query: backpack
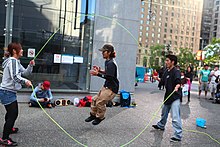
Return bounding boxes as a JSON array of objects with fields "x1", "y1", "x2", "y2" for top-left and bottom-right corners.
[
  {"x1": 120, "y1": 90, "x2": 131, "y2": 107},
  {"x1": 77, "y1": 96, "x2": 92, "y2": 107}
]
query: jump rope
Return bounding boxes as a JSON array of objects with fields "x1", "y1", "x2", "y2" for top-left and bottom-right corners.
[{"x1": 28, "y1": 14, "x2": 220, "y2": 146}]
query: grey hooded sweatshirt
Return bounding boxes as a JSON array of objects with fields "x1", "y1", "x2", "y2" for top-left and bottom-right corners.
[{"x1": 0, "y1": 57, "x2": 33, "y2": 93}]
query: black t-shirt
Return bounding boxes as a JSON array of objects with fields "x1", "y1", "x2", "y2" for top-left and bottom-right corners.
[
  {"x1": 185, "y1": 71, "x2": 193, "y2": 83},
  {"x1": 97, "y1": 59, "x2": 119, "y2": 94},
  {"x1": 161, "y1": 67, "x2": 181, "y2": 105}
]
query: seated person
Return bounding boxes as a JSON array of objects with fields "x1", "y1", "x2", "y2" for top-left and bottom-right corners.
[{"x1": 29, "y1": 80, "x2": 53, "y2": 108}]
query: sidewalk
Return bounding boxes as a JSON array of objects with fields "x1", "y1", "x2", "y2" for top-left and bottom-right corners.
[{"x1": 0, "y1": 82, "x2": 219, "y2": 146}]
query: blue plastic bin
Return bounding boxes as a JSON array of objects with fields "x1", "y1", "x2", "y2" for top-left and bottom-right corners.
[{"x1": 196, "y1": 118, "x2": 206, "y2": 128}]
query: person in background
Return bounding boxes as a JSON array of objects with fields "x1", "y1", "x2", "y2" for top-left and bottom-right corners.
[
  {"x1": 135, "y1": 70, "x2": 138, "y2": 86},
  {"x1": 158, "y1": 66, "x2": 165, "y2": 90},
  {"x1": 152, "y1": 69, "x2": 158, "y2": 83},
  {"x1": 85, "y1": 44, "x2": 119, "y2": 125},
  {"x1": 198, "y1": 64, "x2": 210, "y2": 98},
  {"x1": 0, "y1": 42, "x2": 34, "y2": 146},
  {"x1": 209, "y1": 66, "x2": 220, "y2": 100},
  {"x1": 152, "y1": 54, "x2": 182, "y2": 142},
  {"x1": 29, "y1": 80, "x2": 53, "y2": 108},
  {"x1": 185, "y1": 66, "x2": 193, "y2": 102}
]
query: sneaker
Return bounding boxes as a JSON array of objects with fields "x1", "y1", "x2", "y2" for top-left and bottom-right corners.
[
  {"x1": 47, "y1": 104, "x2": 52, "y2": 108},
  {"x1": 170, "y1": 137, "x2": 181, "y2": 142},
  {"x1": 0, "y1": 138, "x2": 17, "y2": 146},
  {"x1": 85, "y1": 114, "x2": 96, "y2": 122},
  {"x1": 10, "y1": 128, "x2": 19, "y2": 134},
  {"x1": 209, "y1": 98, "x2": 214, "y2": 100},
  {"x1": 92, "y1": 117, "x2": 105, "y2": 125},
  {"x1": 152, "y1": 125, "x2": 164, "y2": 131},
  {"x1": 28, "y1": 102, "x2": 32, "y2": 107}
]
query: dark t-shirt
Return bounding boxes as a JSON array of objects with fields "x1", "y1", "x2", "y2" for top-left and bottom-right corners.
[
  {"x1": 162, "y1": 67, "x2": 181, "y2": 105},
  {"x1": 98, "y1": 59, "x2": 119, "y2": 94}
]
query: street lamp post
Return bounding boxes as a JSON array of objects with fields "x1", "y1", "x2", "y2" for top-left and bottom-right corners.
[{"x1": 4, "y1": 0, "x2": 14, "y2": 48}]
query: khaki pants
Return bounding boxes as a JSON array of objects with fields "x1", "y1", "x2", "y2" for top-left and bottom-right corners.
[{"x1": 91, "y1": 87, "x2": 116, "y2": 119}]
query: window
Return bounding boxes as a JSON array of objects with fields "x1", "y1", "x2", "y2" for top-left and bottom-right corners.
[
  {"x1": 142, "y1": 8, "x2": 145, "y2": 12},
  {"x1": 140, "y1": 26, "x2": 143, "y2": 30},
  {"x1": 164, "y1": 34, "x2": 167, "y2": 38},
  {"x1": 158, "y1": 34, "x2": 161, "y2": 38},
  {"x1": 146, "y1": 32, "x2": 149, "y2": 37},
  {"x1": 158, "y1": 28, "x2": 161, "y2": 32},
  {"x1": 141, "y1": 14, "x2": 144, "y2": 18},
  {"x1": 140, "y1": 32, "x2": 142, "y2": 36},
  {"x1": 140, "y1": 20, "x2": 143, "y2": 24},
  {"x1": 214, "y1": 19, "x2": 218, "y2": 24},
  {"x1": 215, "y1": 13, "x2": 218, "y2": 18},
  {"x1": 216, "y1": 1, "x2": 219, "y2": 5},
  {"x1": 139, "y1": 49, "x2": 142, "y2": 53},
  {"x1": 213, "y1": 32, "x2": 217, "y2": 37},
  {"x1": 146, "y1": 26, "x2": 149, "y2": 31},
  {"x1": 159, "y1": 22, "x2": 162, "y2": 26},
  {"x1": 139, "y1": 37, "x2": 142, "y2": 42},
  {"x1": 152, "y1": 33, "x2": 155, "y2": 37}
]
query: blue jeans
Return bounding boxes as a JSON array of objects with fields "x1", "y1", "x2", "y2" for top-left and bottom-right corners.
[
  {"x1": 157, "y1": 99, "x2": 182, "y2": 140},
  {"x1": 0, "y1": 89, "x2": 16, "y2": 105}
]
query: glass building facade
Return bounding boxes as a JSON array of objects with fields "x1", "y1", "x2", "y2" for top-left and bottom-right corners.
[{"x1": 0, "y1": 0, "x2": 96, "y2": 91}]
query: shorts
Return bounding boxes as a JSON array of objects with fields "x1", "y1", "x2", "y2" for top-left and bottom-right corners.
[
  {"x1": 0, "y1": 89, "x2": 17, "y2": 105},
  {"x1": 210, "y1": 83, "x2": 217, "y2": 93},
  {"x1": 199, "y1": 82, "x2": 209, "y2": 91}
]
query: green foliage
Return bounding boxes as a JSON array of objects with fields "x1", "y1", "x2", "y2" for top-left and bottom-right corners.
[
  {"x1": 149, "y1": 44, "x2": 165, "y2": 67},
  {"x1": 176, "y1": 48, "x2": 198, "y2": 70},
  {"x1": 203, "y1": 38, "x2": 220, "y2": 65}
]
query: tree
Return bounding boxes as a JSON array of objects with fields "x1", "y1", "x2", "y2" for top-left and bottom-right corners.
[
  {"x1": 176, "y1": 48, "x2": 198, "y2": 70},
  {"x1": 148, "y1": 44, "x2": 165, "y2": 69},
  {"x1": 203, "y1": 38, "x2": 220, "y2": 65}
]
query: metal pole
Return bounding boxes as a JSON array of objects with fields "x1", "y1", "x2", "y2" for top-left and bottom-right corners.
[{"x1": 4, "y1": 0, "x2": 14, "y2": 47}]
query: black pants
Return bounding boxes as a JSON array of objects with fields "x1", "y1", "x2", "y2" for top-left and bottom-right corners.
[
  {"x1": 188, "y1": 91, "x2": 190, "y2": 101},
  {"x1": 3, "y1": 101, "x2": 18, "y2": 139}
]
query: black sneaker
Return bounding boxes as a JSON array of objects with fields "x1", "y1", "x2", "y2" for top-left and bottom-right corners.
[
  {"x1": 10, "y1": 127, "x2": 19, "y2": 134},
  {"x1": 0, "y1": 138, "x2": 17, "y2": 146},
  {"x1": 170, "y1": 137, "x2": 181, "y2": 142},
  {"x1": 209, "y1": 98, "x2": 214, "y2": 100},
  {"x1": 92, "y1": 117, "x2": 105, "y2": 125},
  {"x1": 152, "y1": 125, "x2": 164, "y2": 131},
  {"x1": 85, "y1": 114, "x2": 96, "y2": 122}
]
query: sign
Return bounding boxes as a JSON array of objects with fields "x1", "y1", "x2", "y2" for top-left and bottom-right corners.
[
  {"x1": 27, "y1": 48, "x2": 35, "y2": 57},
  {"x1": 54, "y1": 54, "x2": 61, "y2": 63},
  {"x1": 74, "y1": 56, "x2": 83, "y2": 63},
  {"x1": 61, "y1": 54, "x2": 73, "y2": 64}
]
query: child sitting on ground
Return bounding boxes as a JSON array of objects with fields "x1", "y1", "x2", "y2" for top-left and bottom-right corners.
[{"x1": 29, "y1": 80, "x2": 53, "y2": 108}]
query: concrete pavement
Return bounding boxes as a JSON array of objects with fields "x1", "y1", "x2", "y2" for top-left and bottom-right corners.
[{"x1": 0, "y1": 81, "x2": 220, "y2": 146}]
